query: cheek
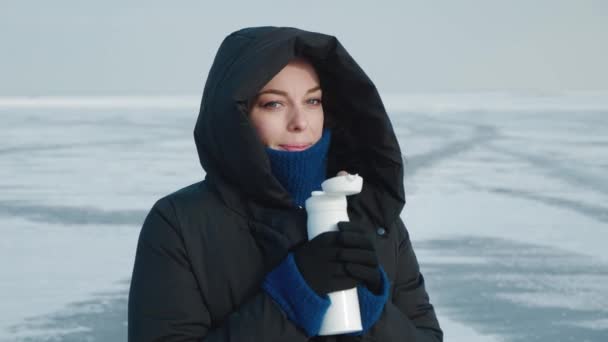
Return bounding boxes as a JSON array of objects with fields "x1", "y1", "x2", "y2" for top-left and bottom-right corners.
[
  {"x1": 251, "y1": 115, "x2": 283, "y2": 145},
  {"x1": 312, "y1": 110, "x2": 325, "y2": 135}
]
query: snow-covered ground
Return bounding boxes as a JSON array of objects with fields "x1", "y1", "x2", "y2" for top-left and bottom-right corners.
[{"x1": 1, "y1": 92, "x2": 607, "y2": 341}]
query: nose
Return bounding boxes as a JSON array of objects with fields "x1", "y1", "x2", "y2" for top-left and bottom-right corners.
[{"x1": 287, "y1": 106, "x2": 308, "y2": 132}]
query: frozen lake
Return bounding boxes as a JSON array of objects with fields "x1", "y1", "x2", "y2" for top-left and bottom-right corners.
[{"x1": 1, "y1": 93, "x2": 607, "y2": 341}]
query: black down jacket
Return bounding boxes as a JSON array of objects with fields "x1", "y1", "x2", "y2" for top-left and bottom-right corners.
[{"x1": 128, "y1": 26, "x2": 443, "y2": 341}]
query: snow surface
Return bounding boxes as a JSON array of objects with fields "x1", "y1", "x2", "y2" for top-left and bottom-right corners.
[{"x1": 1, "y1": 93, "x2": 606, "y2": 341}]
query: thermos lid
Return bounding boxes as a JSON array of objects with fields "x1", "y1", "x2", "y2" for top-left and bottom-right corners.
[
  {"x1": 321, "y1": 174, "x2": 363, "y2": 195},
  {"x1": 305, "y1": 174, "x2": 364, "y2": 211}
]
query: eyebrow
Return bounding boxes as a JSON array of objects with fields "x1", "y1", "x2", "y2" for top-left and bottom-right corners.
[{"x1": 256, "y1": 85, "x2": 321, "y2": 97}]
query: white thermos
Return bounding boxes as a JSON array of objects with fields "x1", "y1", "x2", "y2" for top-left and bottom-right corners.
[{"x1": 304, "y1": 173, "x2": 364, "y2": 335}]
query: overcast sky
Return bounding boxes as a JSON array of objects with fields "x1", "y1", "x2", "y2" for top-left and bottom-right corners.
[{"x1": 1, "y1": 0, "x2": 607, "y2": 96}]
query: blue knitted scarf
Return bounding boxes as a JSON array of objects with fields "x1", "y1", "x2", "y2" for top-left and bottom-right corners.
[{"x1": 265, "y1": 129, "x2": 331, "y2": 207}]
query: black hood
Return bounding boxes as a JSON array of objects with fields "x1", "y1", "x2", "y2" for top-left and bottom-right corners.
[{"x1": 194, "y1": 26, "x2": 405, "y2": 229}]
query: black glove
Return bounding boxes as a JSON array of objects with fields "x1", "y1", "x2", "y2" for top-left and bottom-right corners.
[
  {"x1": 294, "y1": 223, "x2": 383, "y2": 295},
  {"x1": 293, "y1": 231, "x2": 359, "y2": 295},
  {"x1": 336, "y1": 221, "x2": 383, "y2": 294}
]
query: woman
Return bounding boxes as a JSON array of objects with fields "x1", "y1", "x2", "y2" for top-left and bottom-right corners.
[{"x1": 128, "y1": 26, "x2": 442, "y2": 341}]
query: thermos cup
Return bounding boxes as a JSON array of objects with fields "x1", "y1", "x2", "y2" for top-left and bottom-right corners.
[{"x1": 305, "y1": 173, "x2": 364, "y2": 335}]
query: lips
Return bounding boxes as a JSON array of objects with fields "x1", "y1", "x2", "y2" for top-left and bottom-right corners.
[{"x1": 279, "y1": 144, "x2": 312, "y2": 151}]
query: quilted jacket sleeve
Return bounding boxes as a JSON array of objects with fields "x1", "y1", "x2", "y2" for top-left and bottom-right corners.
[{"x1": 127, "y1": 199, "x2": 310, "y2": 342}]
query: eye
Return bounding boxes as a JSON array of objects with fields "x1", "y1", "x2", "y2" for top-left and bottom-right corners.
[
  {"x1": 307, "y1": 98, "x2": 322, "y2": 105},
  {"x1": 262, "y1": 101, "x2": 282, "y2": 109}
]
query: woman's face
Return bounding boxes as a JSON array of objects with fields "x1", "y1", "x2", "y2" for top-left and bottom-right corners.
[{"x1": 249, "y1": 58, "x2": 324, "y2": 151}]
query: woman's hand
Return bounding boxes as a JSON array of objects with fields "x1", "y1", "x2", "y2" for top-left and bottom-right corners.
[
  {"x1": 293, "y1": 231, "x2": 360, "y2": 295},
  {"x1": 336, "y1": 221, "x2": 383, "y2": 294}
]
